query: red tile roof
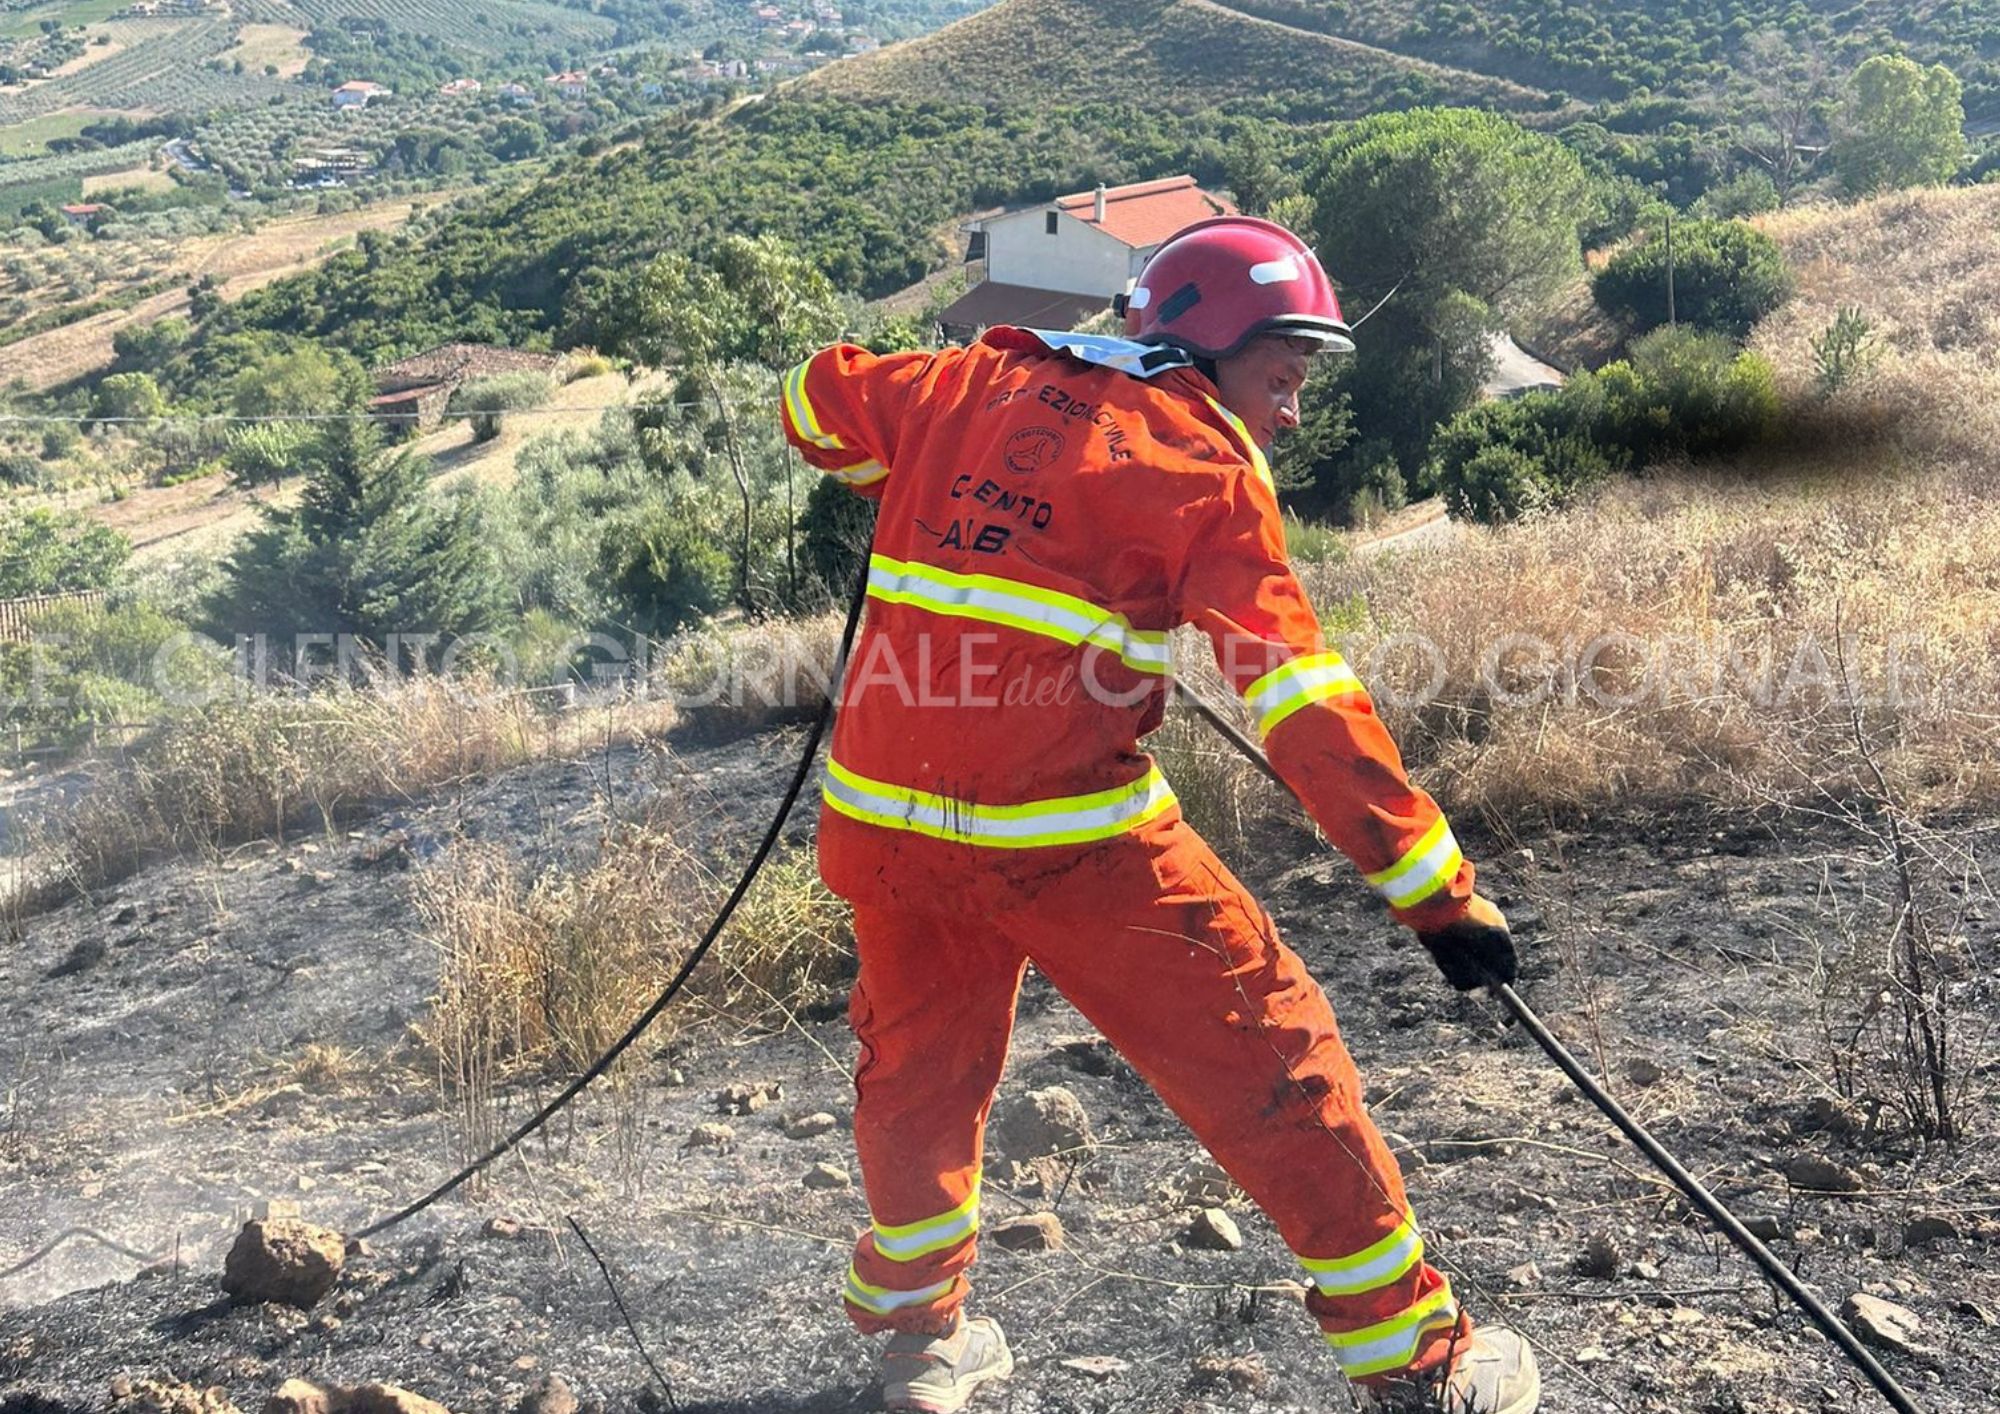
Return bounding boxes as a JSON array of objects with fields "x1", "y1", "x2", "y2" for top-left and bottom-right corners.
[
  {"x1": 936, "y1": 281, "x2": 1110, "y2": 335},
  {"x1": 1054, "y1": 175, "x2": 1237, "y2": 249}
]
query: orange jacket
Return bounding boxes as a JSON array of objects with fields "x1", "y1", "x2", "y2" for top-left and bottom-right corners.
[{"x1": 780, "y1": 327, "x2": 1475, "y2": 933}]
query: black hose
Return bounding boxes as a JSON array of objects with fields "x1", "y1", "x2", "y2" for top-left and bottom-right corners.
[
  {"x1": 355, "y1": 566, "x2": 872, "y2": 1242},
  {"x1": 1174, "y1": 680, "x2": 1925, "y2": 1414}
]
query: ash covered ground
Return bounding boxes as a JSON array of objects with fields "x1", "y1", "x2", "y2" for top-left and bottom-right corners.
[{"x1": 2, "y1": 726, "x2": 1996, "y2": 1414}]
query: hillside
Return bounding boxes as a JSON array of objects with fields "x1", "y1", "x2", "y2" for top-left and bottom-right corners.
[
  {"x1": 807, "y1": 0, "x2": 1557, "y2": 116},
  {"x1": 1257, "y1": 0, "x2": 2000, "y2": 118},
  {"x1": 1752, "y1": 183, "x2": 2000, "y2": 464}
]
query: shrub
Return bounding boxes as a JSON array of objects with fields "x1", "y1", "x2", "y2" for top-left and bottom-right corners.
[
  {"x1": 798, "y1": 476, "x2": 877, "y2": 601},
  {"x1": 560, "y1": 351, "x2": 614, "y2": 383},
  {"x1": 221, "y1": 423, "x2": 313, "y2": 488},
  {"x1": 1425, "y1": 329, "x2": 1777, "y2": 522},
  {"x1": 1595, "y1": 327, "x2": 1781, "y2": 462},
  {"x1": 1811, "y1": 306, "x2": 1881, "y2": 398},
  {"x1": 0, "y1": 508, "x2": 130, "y2": 596},
  {"x1": 448, "y1": 371, "x2": 555, "y2": 442},
  {"x1": 601, "y1": 501, "x2": 732, "y2": 637},
  {"x1": 1593, "y1": 218, "x2": 1795, "y2": 339}
]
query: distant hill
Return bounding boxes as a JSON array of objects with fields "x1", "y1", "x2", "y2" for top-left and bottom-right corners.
[
  {"x1": 813, "y1": 0, "x2": 2000, "y2": 121},
  {"x1": 806, "y1": 0, "x2": 1558, "y2": 117}
]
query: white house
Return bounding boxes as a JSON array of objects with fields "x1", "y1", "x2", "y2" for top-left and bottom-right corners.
[
  {"x1": 330, "y1": 80, "x2": 391, "y2": 109},
  {"x1": 547, "y1": 70, "x2": 588, "y2": 98},
  {"x1": 940, "y1": 175, "x2": 1237, "y2": 340}
]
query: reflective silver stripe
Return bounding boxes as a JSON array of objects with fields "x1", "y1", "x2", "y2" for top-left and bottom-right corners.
[
  {"x1": 1242, "y1": 652, "x2": 1367, "y2": 736},
  {"x1": 784, "y1": 357, "x2": 844, "y2": 451},
  {"x1": 866, "y1": 553, "x2": 1170, "y2": 674},
  {"x1": 1297, "y1": 1219, "x2": 1423, "y2": 1297},
  {"x1": 1365, "y1": 817, "x2": 1463, "y2": 910},
  {"x1": 843, "y1": 1267, "x2": 955, "y2": 1315},
  {"x1": 828, "y1": 457, "x2": 888, "y2": 486},
  {"x1": 823, "y1": 759, "x2": 1177, "y2": 849},
  {"x1": 1323, "y1": 1288, "x2": 1459, "y2": 1379},
  {"x1": 872, "y1": 1187, "x2": 980, "y2": 1262}
]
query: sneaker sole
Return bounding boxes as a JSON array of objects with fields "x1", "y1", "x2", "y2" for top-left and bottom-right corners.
[{"x1": 883, "y1": 1344, "x2": 1015, "y2": 1414}]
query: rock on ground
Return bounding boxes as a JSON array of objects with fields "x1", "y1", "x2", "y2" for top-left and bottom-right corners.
[
  {"x1": 989, "y1": 1086, "x2": 1091, "y2": 1161},
  {"x1": 220, "y1": 1218, "x2": 345, "y2": 1310}
]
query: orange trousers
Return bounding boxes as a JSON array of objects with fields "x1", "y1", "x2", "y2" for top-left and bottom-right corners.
[{"x1": 834, "y1": 813, "x2": 1469, "y2": 1384}]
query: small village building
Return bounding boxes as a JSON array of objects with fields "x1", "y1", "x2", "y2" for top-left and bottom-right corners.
[
  {"x1": 939, "y1": 175, "x2": 1237, "y2": 341},
  {"x1": 368, "y1": 343, "x2": 559, "y2": 431}
]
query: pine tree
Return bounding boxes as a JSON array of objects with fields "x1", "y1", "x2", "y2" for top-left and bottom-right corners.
[{"x1": 209, "y1": 420, "x2": 503, "y2": 669}]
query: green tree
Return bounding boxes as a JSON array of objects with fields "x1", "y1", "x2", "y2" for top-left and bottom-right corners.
[
  {"x1": 228, "y1": 343, "x2": 368, "y2": 419},
  {"x1": 1836, "y1": 55, "x2": 1965, "y2": 196},
  {"x1": 0, "y1": 509, "x2": 132, "y2": 598},
  {"x1": 1593, "y1": 218, "x2": 1794, "y2": 338},
  {"x1": 625, "y1": 235, "x2": 844, "y2": 607},
  {"x1": 91, "y1": 371, "x2": 165, "y2": 425},
  {"x1": 209, "y1": 421, "x2": 502, "y2": 662},
  {"x1": 1307, "y1": 109, "x2": 1591, "y2": 471}
]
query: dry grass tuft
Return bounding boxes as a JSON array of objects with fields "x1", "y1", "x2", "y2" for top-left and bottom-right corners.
[
  {"x1": 658, "y1": 612, "x2": 845, "y2": 742},
  {"x1": 17, "y1": 681, "x2": 677, "y2": 913},
  {"x1": 413, "y1": 813, "x2": 850, "y2": 1158}
]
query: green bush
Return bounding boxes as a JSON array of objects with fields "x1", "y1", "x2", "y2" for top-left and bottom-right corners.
[
  {"x1": 798, "y1": 477, "x2": 878, "y2": 602},
  {"x1": 601, "y1": 502, "x2": 732, "y2": 637},
  {"x1": 0, "y1": 508, "x2": 131, "y2": 597},
  {"x1": 1426, "y1": 328, "x2": 1778, "y2": 522},
  {"x1": 449, "y1": 371, "x2": 555, "y2": 442},
  {"x1": 1596, "y1": 327, "x2": 1781, "y2": 462},
  {"x1": 1593, "y1": 218, "x2": 1794, "y2": 339}
]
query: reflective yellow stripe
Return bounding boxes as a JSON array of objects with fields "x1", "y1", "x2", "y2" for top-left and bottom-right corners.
[
  {"x1": 823, "y1": 758, "x2": 1177, "y2": 849},
  {"x1": 1323, "y1": 1285, "x2": 1459, "y2": 1379},
  {"x1": 1297, "y1": 1218, "x2": 1423, "y2": 1297},
  {"x1": 1242, "y1": 652, "x2": 1368, "y2": 736},
  {"x1": 843, "y1": 1267, "x2": 956, "y2": 1316},
  {"x1": 1200, "y1": 395, "x2": 1272, "y2": 488},
  {"x1": 1365, "y1": 817, "x2": 1463, "y2": 910},
  {"x1": 866, "y1": 554, "x2": 1171, "y2": 674},
  {"x1": 872, "y1": 1185, "x2": 980, "y2": 1262},
  {"x1": 828, "y1": 457, "x2": 888, "y2": 486},
  {"x1": 784, "y1": 357, "x2": 845, "y2": 452}
]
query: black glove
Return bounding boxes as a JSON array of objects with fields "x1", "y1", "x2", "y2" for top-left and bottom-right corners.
[{"x1": 1416, "y1": 893, "x2": 1516, "y2": 992}]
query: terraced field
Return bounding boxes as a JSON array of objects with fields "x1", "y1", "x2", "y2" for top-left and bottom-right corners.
[
  {"x1": 261, "y1": 0, "x2": 618, "y2": 54},
  {"x1": 0, "y1": 18, "x2": 280, "y2": 125}
]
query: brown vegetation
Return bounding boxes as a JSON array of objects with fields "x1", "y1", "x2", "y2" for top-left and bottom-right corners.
[{"x1": 15, "y1": 681, "x2": 677, "y2": 914}]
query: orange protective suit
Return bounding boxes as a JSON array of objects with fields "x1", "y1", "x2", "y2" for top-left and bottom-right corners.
[{"x1": 779, "y1": 327, "x2": 1475, "y2": 1384}]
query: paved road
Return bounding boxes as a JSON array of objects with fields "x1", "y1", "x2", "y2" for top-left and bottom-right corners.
[{"x1": 1484, "y1": 332, "x2": 1566, "y2": 399}]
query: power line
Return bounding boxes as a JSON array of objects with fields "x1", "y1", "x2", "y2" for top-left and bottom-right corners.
[{"x1": 0, "y1": 401, "x2": 704, "y2": 428}]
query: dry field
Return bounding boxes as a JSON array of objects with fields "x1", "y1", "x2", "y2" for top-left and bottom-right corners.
[
  {"x1": 0, "y1": 194, "x2": 449, "y2": 391},
  {"x1": 219, "y1": 24, "x2": 311, "y2": 79}
]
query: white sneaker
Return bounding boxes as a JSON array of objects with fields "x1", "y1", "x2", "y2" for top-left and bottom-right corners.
[
  {"x1": 880, "y1": 1314, "x2": 1014, "y2": 1413},
  {"x1": 1360, "y1": 1326, "x2": 1540, "y2": 1414}
]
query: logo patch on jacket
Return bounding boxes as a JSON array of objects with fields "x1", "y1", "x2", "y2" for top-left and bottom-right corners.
[{"x1": 1004, "y1": 426, "x2": 1066, "y2": 474}]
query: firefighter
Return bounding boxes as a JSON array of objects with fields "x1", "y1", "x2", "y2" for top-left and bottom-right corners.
[{"x1": 780, "y1": 215, "x2": 1538, "y2": 1414}]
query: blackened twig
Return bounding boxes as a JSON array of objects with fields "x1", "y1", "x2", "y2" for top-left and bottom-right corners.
[{"x1": 566, "y1": 1215, "x2": 679, "y2": 1412}]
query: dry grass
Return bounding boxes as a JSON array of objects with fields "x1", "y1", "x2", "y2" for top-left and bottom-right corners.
[
  {"x1": 658, "y1": 612, "x2": 847, "y2": 741},
  {"x1": 1301, "y1": 453, "x2": 2000, "y2": 821},
  {"x1": 414, "y1": 817, "x2": 851, "y2": 1161},
  {"x1": 1753, "y1": 185, "x2": 2000, "y2": 467},
  {"x1": 16, "y1": 681, "x2": 677, "y2": 912}
]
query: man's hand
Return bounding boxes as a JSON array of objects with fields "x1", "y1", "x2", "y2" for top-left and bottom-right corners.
[{"x1": 1416, "y1": 893, "x2": 1516, "y2": 992}]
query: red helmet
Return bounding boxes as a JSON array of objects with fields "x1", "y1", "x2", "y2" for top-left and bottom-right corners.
[{"x1": 1121, "y1": 215, "x2": 1353, "y2": 360}]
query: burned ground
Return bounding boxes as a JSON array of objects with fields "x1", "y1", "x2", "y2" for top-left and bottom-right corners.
[{"x1": 1, "y1": 724, "x2": 1995, "y2": 1414}]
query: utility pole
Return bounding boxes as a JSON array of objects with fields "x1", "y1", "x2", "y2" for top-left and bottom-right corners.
[{"x1": 1665, "y1": 212, "x2": 1677, "y2": 328}]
